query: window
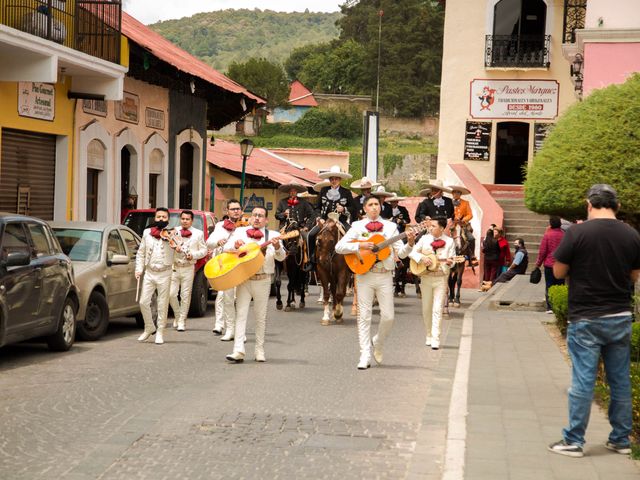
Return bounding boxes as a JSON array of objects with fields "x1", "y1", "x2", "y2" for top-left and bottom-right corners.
[
  {"x1": 149, "y1": 173, "x2": 159, "y2": 208},
  {"x1": 27, "y1": 224, "x2": 52, "y2": 258},
  {"x1": 1, "y1": 223, "x2": 31, "y2": 260},
  {"x1": 52, "y1": 228, "x2": 102, "y2": 262},
  {"x1": 107, "y1": 230, "x2": 126, "y2": 256},
  {"x1": 119, "y1": 229, "x2": 139, "y2": 259},
  {"x1": 87, "y1": 168, "x2": 99, "y2": 221}
]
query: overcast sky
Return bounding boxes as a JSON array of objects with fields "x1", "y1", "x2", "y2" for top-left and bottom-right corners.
[{"x1": 123, "y1": 1, "x2": 343, "y2": 25}]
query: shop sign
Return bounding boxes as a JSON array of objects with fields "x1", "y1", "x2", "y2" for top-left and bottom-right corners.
[
  {"x1": 470, "y1": 79, "x2": 559, "y2": 120},
  {"x1": 115, "y1": 91, "x2": 139, "y2": 124},
  {"x1": 534, "y1": 123, "x2": 554, "y2": 153},
  {"x1": 464, "y1": 121, "x2": 492, "y2": 161},
  {"x1": 145, "y1": 107, "x2": 165, "y2": 130},
  {"x1": 18, "y1": 82, "x2": 55, "y2": 121},
  {"x1": 245, "y1": 193, "x2": 265, "y2": 213},
  {"x1": 83, "y1": 99, "x2": 107, "y2": 117}
]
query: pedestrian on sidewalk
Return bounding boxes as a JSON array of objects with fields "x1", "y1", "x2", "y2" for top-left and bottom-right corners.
[
  {"x1": 495, "y1": 227, "x2": 511, "y2": 276},
  {"x1": 548, "y1": 184, "x2": 640, "y2": 458},
  {"x1": 492, "y1": 238, "x2": 528, "y2": 284},
  {"x1": 480, "y1": 228, "x2": 500, "y2": 289},
  {"x1": 535, "y1": 216, "x2": 565, "y2": 313}
]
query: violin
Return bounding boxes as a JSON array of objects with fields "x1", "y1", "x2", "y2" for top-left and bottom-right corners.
[
  {"x1": 159, "y1": 228, "x2": 185, "y2": 251},
  {"x1": 235, "y1": 214, "x2": 251, "y2": 227}
]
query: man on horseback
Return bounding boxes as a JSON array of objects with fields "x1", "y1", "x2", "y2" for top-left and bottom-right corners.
[
  {"x1": 275, "y1": 182, "x2": 316, "y2": 230},
  {"x1": 303, "y1": 165, "x2": 355, "y2": 272},
  {"x1": 335, "y1": 196, "x2": 416, "y2": 370},
  {"x1": 351, "y1": 176, "x2": 380, "y2": 219},
  {"x1": 448, "y1": 184, "x2": 479, "y2": 267},
  {"x1": 388, "y1": 194, "x2": 411, "y2": 297},
  {"x1": 415, "y1": 180, "x2": 454, "y2": 224}
]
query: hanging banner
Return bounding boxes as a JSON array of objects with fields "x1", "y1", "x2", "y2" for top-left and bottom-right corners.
[
  {"x1": 362, "y1": 111, "x2": 379, "y2": 182},
  {"x1": 470, "y1": 79, "x2": 559, "y2": 120},
  {"x1": 464, "y1": 121, "x2": 492, "y2": 161}
]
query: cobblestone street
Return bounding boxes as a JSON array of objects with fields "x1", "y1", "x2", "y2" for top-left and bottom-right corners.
[{"x1": 0, "y1": 286, "x2": 461, "y2": 479}]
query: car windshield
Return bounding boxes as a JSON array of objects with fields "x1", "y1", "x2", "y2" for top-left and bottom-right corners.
[
  {"x1": 52, "y1": 229, "x2": 102, "y2": 262},
  {"x1": 124, "y1": 212, "x2": 203, "y2": 236}
]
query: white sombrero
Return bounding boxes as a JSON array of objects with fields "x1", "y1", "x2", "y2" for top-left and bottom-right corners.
[
  {"x1": 318, "y1": 165, "x2": 352, "y2": 180},
  {"x1": 446, "y1": 184, "x2": 471, "y2": 195},
  {"x1": 350, "y1": 176, "x2": 380, "y2": 190},
  {"x1": 420, "y1": 179, "x2": 451, "y2": 197},
  {"x1": 387, "y1": 194, "x2": 407, "y2": 202},
  {"x1": 297, "y1": 191, "x2": 317, "y2": 199},
  {"x1": 312, "y1": 179, "x2": 330, "y2": 192},
  {"x1": 277, "y1": 182, "x2": 307, "y2": 193},
  {"x1": 371, "y1": 185, "x2": 394, "y2": 198}
]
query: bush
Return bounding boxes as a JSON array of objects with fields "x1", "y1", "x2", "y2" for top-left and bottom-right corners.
[
  {"x1": 632, "y1": 322, "x2": 640, "y2": 361},
  {"x1": 383, "y1": 153, "x2": 404, "y2": 175},
  {"x1": 292, "y1": 107, "x2": 363, "y2": 139},
  {"x1": 524, "y1": 74, "x2": 640, "y2": 229},
  {"x1": 548, "y1": 284, "x2": 568, "y2": 335}
]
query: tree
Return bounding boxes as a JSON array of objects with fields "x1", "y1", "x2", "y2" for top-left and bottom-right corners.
[
  {"x1": 524, "y1": 74, "x2": 640, "y2": 229},
  {"x1": 284, "y1": 42, "x2": 331, "y2": 81},
  {"x1": 227, "y1": 58, "x2": 290, "y2": 108}
]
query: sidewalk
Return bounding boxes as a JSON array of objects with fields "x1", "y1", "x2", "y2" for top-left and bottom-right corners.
[{"x1": 411, "y1": 276, "x2": 640, "y2": 479}]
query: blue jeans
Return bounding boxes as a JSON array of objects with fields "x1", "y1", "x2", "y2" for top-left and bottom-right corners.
[{"x1": 563, "y1": 315, "x2": 633, "y2": 447}]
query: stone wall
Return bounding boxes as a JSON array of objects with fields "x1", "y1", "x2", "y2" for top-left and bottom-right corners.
[
  {"x1": 381, "y1": 153, "x2": 438, "y2": 193},
  {"x1": 379, "y1": 116, "x2": 439, "y2": 137}
]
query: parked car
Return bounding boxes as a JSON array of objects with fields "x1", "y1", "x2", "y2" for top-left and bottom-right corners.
[
  {"x1": 50, "y1": 222, "x2": 146, "y2": 340},
  {"x1": 0, "y1": 213, "x2": 79, "y2": 351},
  {"x1": 123, "y1": 209, "x2": 217, "y2": 317}
]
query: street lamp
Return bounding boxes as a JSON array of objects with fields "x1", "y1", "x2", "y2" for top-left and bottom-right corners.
[{"x1": 239, "y1": 138, "x2": 254, "y2": 206}]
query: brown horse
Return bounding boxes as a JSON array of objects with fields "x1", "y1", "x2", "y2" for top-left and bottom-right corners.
[
  {"x1": 315, "y1": 220, "x2": 350, "y2": 325},
  {"x1": 448, "y1": 223, "x2": 476, "y2": 307}
]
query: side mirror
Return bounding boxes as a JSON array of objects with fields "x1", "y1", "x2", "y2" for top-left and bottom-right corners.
[
  {"x1": 5, "y1": 250, "x2": 31, "y2": 267},
  {"x1": 107, "y1": 253, "x2": 130, "y2": 266}
]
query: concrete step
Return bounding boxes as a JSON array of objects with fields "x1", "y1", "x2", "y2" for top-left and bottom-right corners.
[
  {"x1": 506, "y1": 232, "x2": 543, "y2": 244},
  {"x1": 502, "y1": 225, "x2": 547, "y2": 235}
]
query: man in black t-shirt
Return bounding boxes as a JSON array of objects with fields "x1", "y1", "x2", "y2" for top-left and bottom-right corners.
[{"x1": 548, "y1": 184, "x2": 640, "y2": 458}]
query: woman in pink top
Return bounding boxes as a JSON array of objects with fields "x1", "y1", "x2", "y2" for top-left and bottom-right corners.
[{"x1": 535, "y1": 216, "x2": 565, "y2": 312}]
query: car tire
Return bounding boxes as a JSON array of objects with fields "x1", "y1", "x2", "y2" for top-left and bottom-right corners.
[
  {"x1": 188, "y1": 270, "x2": 208, "y2": 318},
  {"x1": 77, "y1": 291, "x2": 109, "y2": 341},
  {"x1": 46, "y1": 297, "x2": 76, "y2": 351}
]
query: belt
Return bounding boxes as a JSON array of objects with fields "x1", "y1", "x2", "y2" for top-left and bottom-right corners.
[
  {"x1": 147, "y1": 265, "x2": 171, "y2": 273},
  {"x1": 423, "y1": 271, "x2": 446, "y2": 277},
  {"x1": 249, "y1": 273, "x2": 271, "y2": 281},
  {"x1": 173, "y1": 263, "x2": 194, "y2": 270},
  {"x1": 369, "y1": 264, "x2": 392, "y2": 274}
]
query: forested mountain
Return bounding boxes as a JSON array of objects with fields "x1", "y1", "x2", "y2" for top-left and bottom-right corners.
[{"x1": 149, "y1": 9, "x2": 341, "y2": 71}]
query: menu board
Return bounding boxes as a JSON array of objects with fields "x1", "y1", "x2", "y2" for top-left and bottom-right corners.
[{"x1": 463, "y1": 121, "x2": 492, "y2": 161}]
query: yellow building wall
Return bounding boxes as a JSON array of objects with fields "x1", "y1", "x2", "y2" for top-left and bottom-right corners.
[
  {"x1": 436, "y1": 0, "x2": 578, "y2": 184},
  {"x1": 0, "y1": 76, "x2": 76, "y2": 218}
]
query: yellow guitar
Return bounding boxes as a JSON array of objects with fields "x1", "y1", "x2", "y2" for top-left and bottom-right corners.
[
  {"x1": 204, "y1": 231, "x2": 299, "y2": 291},
  {"x1": 409, "y1": 255, "x2": 466, "y2": 276}
]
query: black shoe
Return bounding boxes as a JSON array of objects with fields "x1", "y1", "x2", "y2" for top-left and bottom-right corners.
[
  {"x1": 547, "y1": 440, "x2": 584, "y2": 458},
  {"x1": 212, "y1": 329, "x2": 223, "y2": 335}
]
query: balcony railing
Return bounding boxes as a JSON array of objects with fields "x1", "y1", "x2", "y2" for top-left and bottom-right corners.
[
  {"x1": 485, "y1": 35, "x2": 551, "y2": 68},
  {"x1": 1, "y1": 0, "x2": 121, "y2": 64},
  {"x1": 562, "y1": 0, "x2": 587, "y2": 44}
]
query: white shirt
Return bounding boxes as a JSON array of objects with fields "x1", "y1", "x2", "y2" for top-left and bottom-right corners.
[
  {"x1": 222, "y1": 226, "x2": 286, "y2": 275},
  {"x1": 173, "y1": 227, "x2": 207, "y2": 267},
  {"x1": 207, "y1": 220, "x2": 237, "y2": 253},
  {"x1": 335, "y1": 217, "x2": 412, "y2": 272},
  {"x1": 409, "y1": 233, "x2": 456, "y2": 275},
  {"x1": 135, "y1": 229, "x2": 175, "y2": 275}
]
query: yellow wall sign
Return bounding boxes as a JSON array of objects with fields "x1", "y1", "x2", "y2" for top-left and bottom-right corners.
[{"x1": 18, "y1": 82, "x2": 55, "y2": 121}]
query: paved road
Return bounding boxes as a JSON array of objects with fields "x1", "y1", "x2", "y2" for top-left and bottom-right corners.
[{"x1": 0, "y1": 286, "x2": 469, "y2": 480}]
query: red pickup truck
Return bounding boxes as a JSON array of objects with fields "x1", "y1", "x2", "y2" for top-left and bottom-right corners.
[{"x1": 122, "y1": 209, "x2": 217, "y2": 317}]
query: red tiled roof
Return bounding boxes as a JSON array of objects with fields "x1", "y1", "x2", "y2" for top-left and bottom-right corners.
[
  {"x1": 122, "y1": 13, "x2": 265, "y2": 105},
  {"x1": 288, "y1": 80, "x2": 318, "y2": 107},
  {"x1": 207, "y1": 140, "x2": 321, "y2": 187}
]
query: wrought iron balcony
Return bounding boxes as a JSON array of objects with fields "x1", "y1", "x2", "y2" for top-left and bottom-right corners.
[
  {"x1": 485, "y1": 35, "x2": 551, "y2": 68},
  {"x1": 562, "y1": 0, "x2": 587, "y2": 44},
  {"x1": 1, "y1": 0, "x2": 121, "y2": 64}
]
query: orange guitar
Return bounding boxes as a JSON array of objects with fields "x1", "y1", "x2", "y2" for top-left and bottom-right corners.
[
  {"x1": 344, "y1": 221, "x2": 430, "y2": 275},
  {"x1": 204, "y1": 231, "x2": 299, "y2": 291}
]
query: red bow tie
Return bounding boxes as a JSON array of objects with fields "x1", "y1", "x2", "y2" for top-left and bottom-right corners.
[
  {"x1": 365, "y1": 221, "x2": 384, "y2": 232},
  {"x1": 150, "y1": 227, "x2": 163, "y2": 239},
  {"x1": 246, "y1": 228, "x2": 264, "y2": 240},
  {"x1": 287, "y1": 197, "x2": 299, "y2": 207},
  {"x1": 431, "y1": 239, "x2": 446, "y2": 250},
  {"x1": 180, "y1": 228, "x2": 192, "y2": 237},
  {"x1": 223, "y1": 219, "x2": 236, "y2": 231}
]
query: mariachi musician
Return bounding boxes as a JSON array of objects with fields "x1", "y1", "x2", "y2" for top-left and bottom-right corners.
[
  {"x1": 387, "y1": 193, "x2": 411, "y2": 297},
  {"x1": 447, "y1": 184, "x2": 478, "y2": 266},
  {"x1": 275, "y1": 182, "x2": 316, "y2": 230},
  {"x1": 371, "y1": 185, "x2": 394, "y2": 219},
  {"x1": 351, "y1": 176, "x2": 380, "y2": 219}
]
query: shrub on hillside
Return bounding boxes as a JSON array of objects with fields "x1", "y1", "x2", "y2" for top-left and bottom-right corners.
[
  {"x1": 548, "y1": 285, "x2": 568, "y2": 335},
  {"x1": 524, "y1": 74, "x2": 640, "y2": 229},
  {"x1": 293, "y1": 107, "x2": 362, "y2": 139}
]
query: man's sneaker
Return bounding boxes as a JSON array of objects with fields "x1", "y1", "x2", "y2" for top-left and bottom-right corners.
[
  {"x1": 547, "y1": 440, "x2": 584, "y2": 457},
  {"x1": 605, "y1": 441, "x2": 631, "y2": 455}
]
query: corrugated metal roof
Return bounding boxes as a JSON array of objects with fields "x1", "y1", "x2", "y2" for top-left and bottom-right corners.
[
  {"x1": 122, "y1": 13, "x2": 265, "y2": 105},
  {"x1": 289, "y1": 80, "x2": 318, "y2": 107},
  {"x1": 207, "y1": 140, "x2": 322, "y2": 187}
]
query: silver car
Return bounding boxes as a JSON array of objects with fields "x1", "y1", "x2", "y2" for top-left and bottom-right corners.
[{"x1": 50, "y1": 222, "x2": 143, "y2": 340}]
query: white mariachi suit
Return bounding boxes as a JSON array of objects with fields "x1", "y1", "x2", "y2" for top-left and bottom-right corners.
[
  {"x1": 409, "y1": 234, "x2": 456, "y2": 348},
  {"x1": 135, "y1": 229, "x2": 175, "y2": 335},
  {"x1": 206, "y1": 220, "x2": 239, "y2": 338},
  {"x1": 335, "y1": 218, "x2": 412, "y2": 366},
  {"x1": 169, "y1": 227, "x2": 207, "y2": 330},
  {"x1": 223, "y1": 226, "x2": 286, "y2": 359}
]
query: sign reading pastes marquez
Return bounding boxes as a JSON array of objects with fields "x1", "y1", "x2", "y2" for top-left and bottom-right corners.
[{"x1": 470, "y1": 79, "x2": 559, "y2": 120}]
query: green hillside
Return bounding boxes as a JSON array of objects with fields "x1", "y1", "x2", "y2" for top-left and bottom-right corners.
[{"x1": 149, "y1": 9, "x2": 341, "y2": 72}]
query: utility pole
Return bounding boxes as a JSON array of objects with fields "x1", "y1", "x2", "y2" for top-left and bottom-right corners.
[{"x1": 376, "y1": 9, "x2": 383, "y2": 112}]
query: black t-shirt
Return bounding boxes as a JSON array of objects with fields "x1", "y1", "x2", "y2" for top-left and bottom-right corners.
[{"x1": 553, "y1": 218, "x2": 640, "y2": 321}]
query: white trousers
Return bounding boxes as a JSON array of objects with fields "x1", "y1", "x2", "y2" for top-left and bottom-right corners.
[
  {"x1": 419, "y1": 275, "x2": 448, "y2": 342},
  {"x1": 233, "y1": 277, "x2": 271, "y2": 356},
  {"x1": 356, "y1": 272, "x2": 395, "y2": 360},
  {"x1": 169, "y1": 265, "x2": 195, "y2": 324},
  {"x1": 213, "y1": 288, "x2": 236, "y2": 332},
  {"x1": 139, "y1": 269, "x2": 172, "y2": 333}
]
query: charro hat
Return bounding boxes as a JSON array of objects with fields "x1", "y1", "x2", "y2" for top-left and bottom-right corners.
[
  {"x1": 447, "y1": 184, "x2": 471, "y2": 195},
  {"x1": 312, "y1": 179, "x2": 330, "y2": 192},
  {"x1": 371, "y1": 185, "x2": 393, "y2": 198},
  {"x1": 297, "y1": 191, "x2": 317, "y2": 199},
  {"x1": 350, "y1": 176, "x2": 380, "y2": 190},
  {"x1": 421, "y1": 179, "x2": 451, "y2": 193},
  {"x1": 277, "y1": 182, "x2": 307, "y2": 193},
  {"x1": 387, "y1": 193, "x2": 406, "y2": 202},
  {"x1": 318, "y1": 165, "x2": 352, "y2": 180}
]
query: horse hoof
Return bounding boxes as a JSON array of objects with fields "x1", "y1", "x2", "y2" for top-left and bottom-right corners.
[
  {"x1": 320, "y1": 319, "x2": 330, "y2": 326},
  {"x1": 335, "y1": 317, "x2": 344, "y2": 324},
  {"x1": 299, "y1": 302, "x2": 305, "y2": 309},
  {"x1": 276, "y1": 302, "x2": 283, "y2": 310},
  {"x1": 454, "y1": 302, "x2": 460, "y2": 308},
  {"x1": 284, "y1": 306, "x2": 292, "y2": 312}
]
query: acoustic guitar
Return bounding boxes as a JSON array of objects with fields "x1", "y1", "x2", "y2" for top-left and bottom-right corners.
[
  {"x1": 204, "y1": 231, "x2": 299, "y2": 291},
  {"x1": 344, "y1": 221, "x2": 430, "y2": 275},
  {"x1": 409, "y1": 255, "x2": 466, "y2": 276}
]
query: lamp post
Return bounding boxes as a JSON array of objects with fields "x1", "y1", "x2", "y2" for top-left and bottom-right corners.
[{"x1": 239, "y1": 138, "x2": 254, "y2": 206}]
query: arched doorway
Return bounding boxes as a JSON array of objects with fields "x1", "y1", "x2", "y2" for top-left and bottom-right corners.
[
  {"x1": 120, "y1": 145, "x2": 138, "y2": 220},
  {"x1": 148, "y1": 148, "x2": 164, "y2": 208},
  {"x1": 495, "y1": 122, "x2": 529, "y2": 184},
  {"x1": 86, "y1": 139, "x2": 106, "y2": 221},
  {"x1": 179, "y1": 142, "x2": 194, "y2": 209}
]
